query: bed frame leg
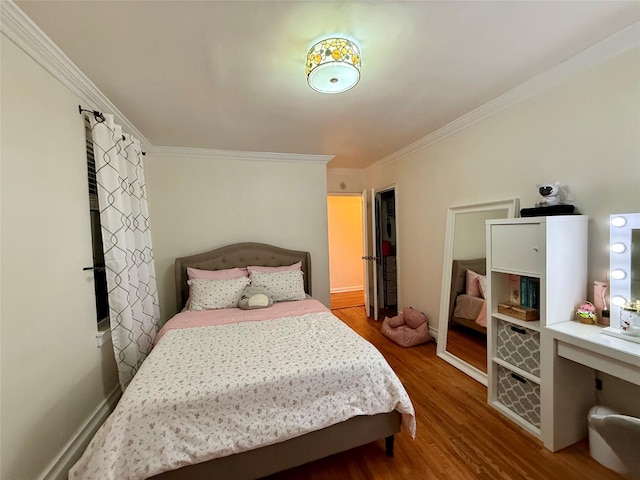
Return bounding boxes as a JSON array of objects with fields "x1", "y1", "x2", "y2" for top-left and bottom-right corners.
[{"x1": 385, "y1": 435, "x2": 395, "y2": 457}]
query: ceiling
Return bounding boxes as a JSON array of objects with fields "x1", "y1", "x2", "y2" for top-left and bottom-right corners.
[{"x1": 15, "y1": 1, "x2": 640, "y2": 169}]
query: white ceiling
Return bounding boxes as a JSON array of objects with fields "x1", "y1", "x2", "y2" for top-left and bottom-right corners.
[{"x1": 15, "y1": 1, "x2": 640, "y2": 169}]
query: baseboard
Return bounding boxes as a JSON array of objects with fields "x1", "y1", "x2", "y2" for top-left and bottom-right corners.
[
  {"x1": 40, "y1": 385, "x2": 122, "y2": 480},
  {"x1": 430, "y1": 326, "x2": 439, "y2": 342},
  {"x1": 330, "y1": 286, "x2": 364, "y2": 293}
]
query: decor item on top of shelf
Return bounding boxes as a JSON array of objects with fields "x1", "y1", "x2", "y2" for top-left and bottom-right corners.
[
  {"x1": 576, "y1": 301, "x2": 597, "y2": 324},
  {"x1": 520, "y1": 181, "x2": 577, "y2": 217},
  {"x1": 536, "y1": 181, "x2": 564, "y2": 207},
  {"x1": 620, "y1": 300, "x2": 640, "y2": 336}
]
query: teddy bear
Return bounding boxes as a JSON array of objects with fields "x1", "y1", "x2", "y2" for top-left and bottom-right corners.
[{"x1": 238, "y1": 286, "x2": 273, "y2": 310}]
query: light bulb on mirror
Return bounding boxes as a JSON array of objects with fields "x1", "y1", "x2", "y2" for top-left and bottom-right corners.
[
  {"x1": 611, "y1": 216, "x2": 627, "y2": 227},
  {"x1": 610, "y1": 243, "x2": 627, "y2": 253},
  {"x1": 611, "y1": 269, "x2": 627, "y2": 280},
  {"x1": 611, "y1": 296, "x2": 628, "y2": 307}
]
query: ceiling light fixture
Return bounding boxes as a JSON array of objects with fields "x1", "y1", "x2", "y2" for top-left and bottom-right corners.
[{"x1": 306, "y1": 37, "x2": 361, "y2": 94}]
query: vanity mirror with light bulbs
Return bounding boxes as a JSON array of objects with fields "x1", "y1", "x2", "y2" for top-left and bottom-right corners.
[
  {"x1": 603, "y1": 212, "x2": 640, "y2": 342},
  {"x1": 541, "y1": 212, "x2": 640, "y2": 452},
  {"x1": 436, "y1": 198, "x2": 519, "y2": 385}
]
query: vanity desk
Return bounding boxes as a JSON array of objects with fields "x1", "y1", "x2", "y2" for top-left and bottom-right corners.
[{"x1": 542, "y1": 320, "x2": 640, "y2": 452}]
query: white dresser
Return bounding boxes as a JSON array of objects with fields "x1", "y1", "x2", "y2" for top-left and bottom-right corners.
[{"x1": 486, "y1": 215, "x2": 588, "y2": 446}]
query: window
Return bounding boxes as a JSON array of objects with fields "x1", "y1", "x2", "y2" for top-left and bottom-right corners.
[{"x1": 85, "y1": 118, "x2": 109, "y2": 323}]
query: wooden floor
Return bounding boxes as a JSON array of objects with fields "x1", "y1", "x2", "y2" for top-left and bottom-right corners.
[
  {"x1": 264, "y1": 302, "x2": 623, "y2": 480},
  {"x1": 445, "y1": 325, "x2": 487, "y2": 373},
  {"x1": 330, "y1": 290, "x2": 365, "y2": 309}
]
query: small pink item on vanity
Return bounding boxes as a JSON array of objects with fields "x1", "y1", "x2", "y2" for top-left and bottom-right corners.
[{"x1": 576, "y1": 301, "x2": 597, "y2": 325}]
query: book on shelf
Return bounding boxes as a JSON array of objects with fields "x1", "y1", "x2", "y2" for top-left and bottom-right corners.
[
  {"x1": 529, "y1": 278, "x2": 540, "y2": 310},
  {"x1": 520, "y1": 276, "x2": 529, "y2": 307},
  {"x1": 508, "y1": 275, "x2": 540, "y2": 310},
  {"x1": 508, "y1": 274, "x2": 520, "y2": 304}
]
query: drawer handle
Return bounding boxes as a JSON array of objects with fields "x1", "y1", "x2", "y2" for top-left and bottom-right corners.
[
  {"x1": 510, "y1": 373, "x2": 527, "y2": 384},
  {"x1": 533, "y1": 247, "x2": 539, "y2": 252},
  {"x1": 510, "y1": 326, "x2": 528, "y2": 335}
]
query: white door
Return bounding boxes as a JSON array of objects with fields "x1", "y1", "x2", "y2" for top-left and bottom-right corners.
[
  {"x1": 361, "y1": 190, "x2": 370, "y2": 314},
  {"x1": 361, "y1": 188, "x2": 379, "y2": 320}
]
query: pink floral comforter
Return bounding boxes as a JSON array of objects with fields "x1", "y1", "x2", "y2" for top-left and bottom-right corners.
[{"x1": 70, "y1": 299, "x2": 416, "y2": 480}]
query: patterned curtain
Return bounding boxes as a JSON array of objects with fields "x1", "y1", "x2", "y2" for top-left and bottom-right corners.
[{"x1": 90, "y1": 114, "x2": 160, "y2": 390}]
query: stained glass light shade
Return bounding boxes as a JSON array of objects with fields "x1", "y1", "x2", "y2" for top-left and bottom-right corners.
[{"x1": 306, "y1": 38, "x2": 361, "y2": 94}]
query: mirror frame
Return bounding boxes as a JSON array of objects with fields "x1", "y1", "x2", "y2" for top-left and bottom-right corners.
[
  {"x1": 609, "y1": 212, "x2": 640, "y2": 328},
  {"x1": 436, "y1": 198, "x2": 519, "y2": 385}
]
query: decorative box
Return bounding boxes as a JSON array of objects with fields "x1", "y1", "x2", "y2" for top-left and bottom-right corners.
[
  {"x1": 496, "y1": 365, "x2": 540, "y2": 428},
  {"x1": 496, "y1": 319, "x2": 540, "y2": 376},
  {"x1": 497, "y1": 303, "x2": 539, "y2": 321}
]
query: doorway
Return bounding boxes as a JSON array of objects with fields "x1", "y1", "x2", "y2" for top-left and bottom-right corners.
[
  {"x1": 374, "y1": 189, "x2": 398, "y2": 320},
  {"x1": 327, "y1": 195, "x2": 365, "y2": 310}
]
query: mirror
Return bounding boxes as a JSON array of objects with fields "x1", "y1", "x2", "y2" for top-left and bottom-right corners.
[
  {"x1": 608, "y1": 213, "x2": 640, "y2": 332},
  {"x1": 437, "y1": 199, "x2": 519, "y2": 385}
]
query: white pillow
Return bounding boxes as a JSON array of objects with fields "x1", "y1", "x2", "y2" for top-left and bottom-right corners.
[
  {"x1": 249, "y1": 270, "x2": 306, "y2": 302},
  {"x1": 187, "y1": 277, "x2": 250, "y2": 310}
]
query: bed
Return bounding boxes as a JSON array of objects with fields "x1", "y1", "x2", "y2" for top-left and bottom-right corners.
[
  {"x1": 70, "y1": 242, "x2": 415, "y2": 480},
  {"x1": 448, "y1": 258, "x2": 487, "y2": 334}
]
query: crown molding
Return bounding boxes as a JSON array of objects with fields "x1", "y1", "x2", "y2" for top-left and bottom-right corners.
[
  {"x1": 150, "y1": 146, "x2": 334, "y2": 164},
  {"x1": 1, "y1": 0, "x2": 150, "y2": 147},
  {"x1": 4, "y1": 0, "x2": 637, "y2": 171},
  {"x1": 366, "y1": 21, "x2": 640, "y2": 174},
  {"x1": 1, "y1": 0, "x2": 329, "y2": 164}
]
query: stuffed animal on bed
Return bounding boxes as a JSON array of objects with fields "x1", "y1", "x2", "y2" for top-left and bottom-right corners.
[
  {"x1": 381, "y1": 307, "x2": 431, "y2": 347},
  {"x1": 238, "y1": 286, "x2": 273, "y2": 310}
]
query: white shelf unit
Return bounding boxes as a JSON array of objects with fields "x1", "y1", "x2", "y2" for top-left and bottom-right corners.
[{"x1": 486, "y1": 215, "x2": 588, "y2": 444}]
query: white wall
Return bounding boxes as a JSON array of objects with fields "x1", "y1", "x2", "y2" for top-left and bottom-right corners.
[
  {"x1": 327, "y1": 168, "x2": 366, "y2": 194},
  {"x1": 367, "y1": 47, "x2": 640, "y2": 408},
  {"x1": 145, "y1": 152, "x2": 330, "y2": 321},
  {"x1": 368, "y1": 47, "x2": 640, "y2": 322},
  {"x1": 0, "y1": 36, "x2": 119, "y2": 479}
]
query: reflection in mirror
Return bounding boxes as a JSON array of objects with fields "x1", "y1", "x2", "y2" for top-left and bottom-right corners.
[
  {"x1": 607, "y1": 213, "x2": 640, "y2": 338},
  {"x1": 437, "y1": 199, "x2": 519, "y2": 385}
]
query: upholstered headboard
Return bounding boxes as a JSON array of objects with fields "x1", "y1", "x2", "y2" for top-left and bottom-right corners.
[
  {"x1": 175, "y1": 242, "x2": 312, "y2": 310},
  {"x1": 448, "y1": 258, "x2": 486, "y2": 321}
]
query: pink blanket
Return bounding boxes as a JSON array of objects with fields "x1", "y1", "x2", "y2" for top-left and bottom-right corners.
[{"x1": 155, "y1": 298, "x2": 330, "y2": 346}]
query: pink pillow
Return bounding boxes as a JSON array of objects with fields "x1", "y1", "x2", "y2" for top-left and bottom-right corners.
[
  {"x1": 187, "y1": 266, "x2": 248, "y2": 281},
  {"x1": 466, "y1": 269, "x2": 483, "y2": 298},
  {"x1": 247, "y1": 261, "x2": 301, "y2": 273}
]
